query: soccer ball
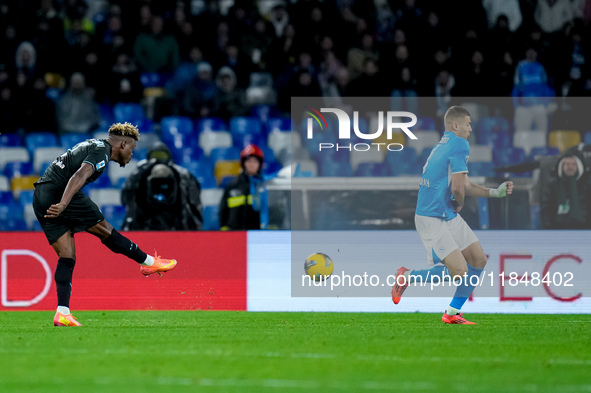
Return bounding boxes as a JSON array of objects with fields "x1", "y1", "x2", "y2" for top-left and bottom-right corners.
[{"x1": 304, "y1": 253, "x2": 334, "y2": 281}]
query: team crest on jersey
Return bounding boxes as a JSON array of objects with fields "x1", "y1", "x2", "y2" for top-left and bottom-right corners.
[{"x1": 96, "y1": 160, "x2": 106, "y2": 170}]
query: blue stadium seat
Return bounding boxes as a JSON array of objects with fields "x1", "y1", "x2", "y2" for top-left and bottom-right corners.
[
  {"x1": 197, "y1": 172, "x2": 217, "y2": 189},
  {"x1": 84, "y1": 173, "x2": 112, "y2": 190},
  {"x1": 263, "y1": 160, "x2": 282, "y2": 176},
  {"x1": 584, "y1": 131, "x2": 591, "y2": 145},
  {"x1": 4, "y1": 161, "x2": 34, "y2": 178},
  {"x1": 0, "y1": 133, "x2": 22, "y2": 147},
  {"x1": 140, "y1": 72, "x2": 169, "y2": 88},
  {"x1": 315, "y1": 149, "x2": 350, "y2": 171},
  {"x1": 173, "y1": 146, "x2": 204, "y2": 166},
  {"x1": 317, "y1": 159, "x2": 353, "y2": 177},
  {"x1": 251, "y1": 104, "x2": 278, "y2": 123},
  {"x1": 209, "y1": 147, "x2": 241, "y2": 163},
  {"x1": 46, "y1": 88, "x2": 61, "y2": 102},
  {"x1": 0, "y1": 200, "x2": 23, "y2": 220},
  {"x1": 25, "y1": 132, "x2": 58, "y2": 156},
  {"x1": 476, "y1": 116, "x2": 510, "y2": 138},
  {"x1": 114, "y1": 177, "x2": 127, "y2": 188},
  {"x1": 99, "y1": 104, "x2": 115, "y2": 129},
  {"x1": 390, "y1": 160, "x2": 422, "y2": 176},
  {"x1": 493, "y1": 147, "x2": 526, "y2": 167},
  {"x1": 529, "y1": 146, "x2": 560, "y2": 160},
  {"x1": 18, "y1": 190, "x2": 35, "y2": 207},
  {"x1": 92, "y1": 11, "x2": 106, "y2": 25},
  {"x1": 468, "y1": 162, "x2": 495, "y2": 177},
  {"x1": 196, "y1": 117, "x2": 227, "y2": 134},
  {"x1": 161, "y1": 116, "x2": 194, "y2": 136},
  {"x1": 101, "y1": 204, "x2": 126, "y2": 230},
  {"x1": 316, "y1": 147, "x2": 350, "y2": 164},
  {"x1": 478, "y1": 130, "x2": 512, "y2": 149},
  {"x1": 386, "y1": 147, "x2": 419, "y2": 176},
  {"x1": 0, "y1": 218, "x2": 28, "y2": 231},
  {"x1": 0, "y1": 191, "x2": 13, "y2": 204},
  {"x1": 133, "y1": 148, "x2": 148, "y2": 161},
  {"x1": 416, "y1": 116, "x2": 437, "y2": 131},
  {"x1": 202, "y1": 205, "x2": 220, "y2": 230},
  {"x1": 266, "y1": 117, "x2": 292, "y2": 134},
  {"x1": 32, "y1": 220, "x2": 43, "y2": 231},
  {"x1": 161, "y1": 117, "x2": 197, "y2": 153},
  {"x1": 161, "y1": 117, "x2": 197, "y2": 151},
  {"x1": 39, "y1": 161, "x2": 53, "y2": 176},
  {"x1": 259, "y1": 145, "x2": 276, "y2": 163},
  {"x1": 60, "y1": 133, "x2": 89, "y2": 150},
  {"x1": 113, "y1": 103, "x2": 144, "y2": 124},
  {"x1": 355, "y1": 162, "x2": 390, "y2": 177},
  {"x1": 233, "y1": 133, "x2": 265, "y2": 149},
  {"x1": 169, "y1": 64, "x2": 197, "y2": 93},
  {"x1": 161, "y1": 131, "x2": 198, "y2": 152},
  {"x1": 136, "y1": 118, "x2": 155, "y2": 133},
  {"x1": 230, "y1": 117, "x2": 263, "y2": 138},
  {"x1": 184, "y1": 160, "x2": 216, "y2": 189},
  {"x1": 304, "y1": 131, "x2": 336, "y2": 157}
]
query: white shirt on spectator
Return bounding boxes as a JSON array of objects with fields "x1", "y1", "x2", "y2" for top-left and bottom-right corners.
[
  {"x1": 482, "y1": 0, "x2": 522, "y2": 31},
  {"x1": 535, "y1": 0, "x2": 584, "y2": 33}
]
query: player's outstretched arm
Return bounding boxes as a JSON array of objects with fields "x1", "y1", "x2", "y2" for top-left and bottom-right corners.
[
  {"x1": 464, "y1": 176, "x2": 514, "y2": 198},
  {"x1": 45, "y1": 163, "x2": 94, "y2": 218}
]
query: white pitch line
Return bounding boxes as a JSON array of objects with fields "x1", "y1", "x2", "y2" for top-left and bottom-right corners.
[
  {"x1": 1, "y1": 347, "x2": 590, "y2": 367},
  {"x1": 93, "y1": 377, "x2": 591, "y2": 392}
]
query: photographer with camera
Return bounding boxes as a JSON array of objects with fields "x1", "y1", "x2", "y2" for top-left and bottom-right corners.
[{"x1": 121, "y1": 142, "x2": 203, "y2": 230}]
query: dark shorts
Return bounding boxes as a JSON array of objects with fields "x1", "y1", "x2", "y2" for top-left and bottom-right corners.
[{"x1": 33, "y1": 182, "x2": 104, "y2": 245}]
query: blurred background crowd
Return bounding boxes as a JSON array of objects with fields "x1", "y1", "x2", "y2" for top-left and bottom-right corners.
[{"x1": 1, "y1": 0, "x2": 591, "y2": 231}]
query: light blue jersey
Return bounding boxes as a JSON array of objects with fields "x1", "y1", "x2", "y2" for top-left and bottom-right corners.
[{"x1": 416, "y1": 131, "x2": 469, "y2": 220}]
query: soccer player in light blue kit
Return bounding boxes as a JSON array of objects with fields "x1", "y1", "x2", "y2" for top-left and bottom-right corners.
[{"x1": 392, "y1": 106, "x2": 514, "y2": 324}]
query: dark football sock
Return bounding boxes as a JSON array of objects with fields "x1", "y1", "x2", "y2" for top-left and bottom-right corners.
[
  {"x1": 55, "y1": 258, "x2": 75, "y2": 308},
  {"x1": 101, "y1": 229, "x2": 148, "y2": 264}
]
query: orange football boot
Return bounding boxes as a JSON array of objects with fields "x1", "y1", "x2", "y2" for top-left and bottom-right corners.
[
  {"x1": 53, "y1": 311, "x2": 82, "y2": 327},
  {"x1": 442, "y1": 311, "x2": 476, "y2": 325},
  {"x1": 391, "y1": 267, "x2": 410, "y2": 304},
  {"x1": 140, "y1": 252, "x2": 177, "y2": 277}
]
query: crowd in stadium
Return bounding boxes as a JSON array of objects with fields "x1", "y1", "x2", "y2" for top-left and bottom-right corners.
[{"x1": 1, "y1": 0, "x2": 591, "y2": 231}]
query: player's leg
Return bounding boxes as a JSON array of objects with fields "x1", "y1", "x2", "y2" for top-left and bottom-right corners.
[
  {"x1": 33, "y1": 184, "x2": 82, "y2": 326},
  {"x1": 393, "y1": 216, "x2": 461, "y2": 304},
  {"x1": 51, "y1": 231, "x2": 82, "y2": 327},
  {"x1": 443, "y1": 218, "x2": 483, "y2": 324},
  {"x1": 461, "y1": 241, "x2": 487, "y2": 269},
  {"x1": 87, "y1": 219, "x2": 148, "y2": 263},
  {"x1": 448, "y1": 241, "x2": 487, "y2": 309},
  {"x1": 86, "y1": 220, "x2": 177, "y2": 276}
]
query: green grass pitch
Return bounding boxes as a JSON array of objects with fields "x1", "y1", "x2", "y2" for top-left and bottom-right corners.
[{"x1": 1, "y1": 311, "x2": 590, "y2": 393}]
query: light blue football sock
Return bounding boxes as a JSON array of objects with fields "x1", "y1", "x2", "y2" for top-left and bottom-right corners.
[
  {"x1": 449, "y1": 264, "x2": 484, "y2": 311},
  {"x1": 408, "y1": 265, "x2": 450, "y2": 283}
]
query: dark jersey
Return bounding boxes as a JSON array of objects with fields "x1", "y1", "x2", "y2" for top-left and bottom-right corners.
[{"x1": 36, "y1": 139, "x2": 112, "y2": 188}]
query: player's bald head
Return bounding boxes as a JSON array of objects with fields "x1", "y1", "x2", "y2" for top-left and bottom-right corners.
[{"x1": 444, "y1": 106, "x2": 471, "y2": 129}]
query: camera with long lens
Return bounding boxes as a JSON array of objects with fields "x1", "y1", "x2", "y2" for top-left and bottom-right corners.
[{"x1": 147, "y1": 164, "x2": 178, "y2": 205}]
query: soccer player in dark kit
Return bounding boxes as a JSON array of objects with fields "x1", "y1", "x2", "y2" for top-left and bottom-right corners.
[{"x1": 33, "y1": 122, "x2": 177, "y2": 327}]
